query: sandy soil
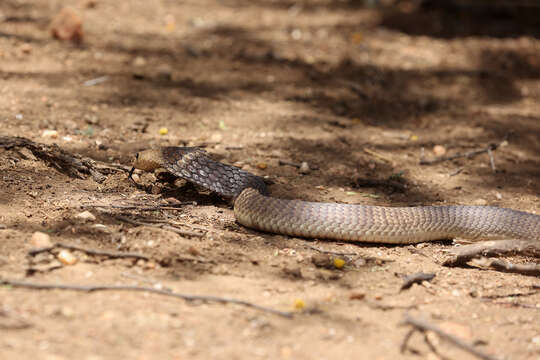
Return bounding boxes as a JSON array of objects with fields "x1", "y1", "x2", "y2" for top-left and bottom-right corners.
[{"x1": 1, "y1": 1, "x2": 539, "y2": 359}]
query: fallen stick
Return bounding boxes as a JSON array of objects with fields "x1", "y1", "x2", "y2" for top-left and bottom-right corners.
[
  {"x1": 400, "y1": 272, "x2": 435, "y2": 291},
  {"x1": 114, "y1": 215, "x2": 206, "y2": 237},
  {"x1": 401, "y1": 315, "x2": 499, "y2": 360},
  {"x1": 0, "y1": 278, "x2": 293, "y2": 318},
  {"x1": 419, "y1": 134, "x2": 510, "y2": 166},
  {"x1": 479, "y1": 258, "x2": 540, "y2": 277},
  {"x1": 0, "y1": 136, "x2": 125, "y2": 183},
  {"x1": 28, "y1": 242, "x2": 149, "y2": 261},
  {"x1": 442, "y1": 240, "x2": 540, "y2": 267}
]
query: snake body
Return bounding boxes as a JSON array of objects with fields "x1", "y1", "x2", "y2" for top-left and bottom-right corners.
[{"x1": 133, "y1": 146, "x2": 540, "y2": 244}]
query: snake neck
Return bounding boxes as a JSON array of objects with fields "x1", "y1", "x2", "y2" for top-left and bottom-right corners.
[{"x1": 160, "y1": 146, "x2": 269, "y2": 200}]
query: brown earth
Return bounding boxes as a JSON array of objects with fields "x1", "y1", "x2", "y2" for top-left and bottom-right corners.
[{"x1": 1, "y1": 1, "x2": 539, "y2": 359}]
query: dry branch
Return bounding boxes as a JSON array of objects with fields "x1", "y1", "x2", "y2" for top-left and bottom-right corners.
[
  {"x1": 0, "y1": 278, "x2": 293, "y2": 318},
  {"x1": 114, "y1": 215, "x2": 206, "y2": 237},
  {"x1": 400, "y1": 272, "x2": 435, "y2": 291},
  {"x1": 401, "y1": 315, "x2": 499, "y2": 360},
  {"x1": 28, "y1": 242, "x2": 149, "y2": 261},
  {"x1": 442, "y1": 240, "x2": 540, "y2": 267},
  {"x1": 0, "y1": 136, "x2": 126, "y2": 182},
  {"x1": 419, "y1": 135, "x2": 510, "y2": 166}
]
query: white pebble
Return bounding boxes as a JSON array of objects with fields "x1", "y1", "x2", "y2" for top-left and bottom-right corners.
[
  {"x1": 41, "y1": 130, "x2": 58, "y2": 138},
  {"x1": 30, "y1": 231, "x2": 52, "y2": 248},
  {"x1": 57, "y1": 250, "x2": 78, "y2": 265},
  {"x1": 75, "y1": 210, "x2": 96, "y2": 222},
  {"x1": 299, "y1": 161, "x2": 310, "y2": 174}
]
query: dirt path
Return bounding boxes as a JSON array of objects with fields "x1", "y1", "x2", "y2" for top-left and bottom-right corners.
[{"x1": 1, "y1": 1, "x2": 539, "y2": 359}]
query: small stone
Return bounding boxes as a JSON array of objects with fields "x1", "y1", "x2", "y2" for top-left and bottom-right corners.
[
  {"x1": 474, "y1": 198, "x2": 488, "y2": 206},
  {"x1": 349, "y1": 292, "x2": 365, "y2": 300},
  {"x1": 49, "y1": 7, "x2": 83, "y2": 43},
  {"x1": 282, "y1": 266, "x2": 303, "y2": 279},
  {"x1": 41, "y1": 129, "x2": 59, "y2": 138},
  {"x1": 159, "y1": 127, "x2": 168, "y2": 135},
  {"x1": 299, "y1": 161, "x2": 310, "y2": 174},
  {"x1": 187, "y1": 246, "x2": 201, "y2": 256},
  {"x1": 433, "y1": 145, "x2": 446, "y2": 156},
  {"x1": 133, "y1": 56, "x2": 147, "y2": 67},
  {"x1": 210, "y1": 133, "x2": 223, "y2": 142},
  {"x1": 311, "y1": 253, "x2": 333, "y2": 268},
  {"x1": 75, "y1": 211, "x2": 96, "y2": 222},
  {"x1": 57, "y1": 250, "x2": 78, "y2": 265},
  {"x1": 30, "y1": 232, "x2": 52, "y2": 248},
  {"x1": 151, "y1": 184, "x2": 163, "y2": 194},
  {"x1": 84, "y1": 114, "x2": 99, "y2": 125},
  {"x1": 20, "y1": 43, "x2": 32, "y2": 54},
  {"x1": 256, "y1": 162, "x2": 267, "y2": 170}
]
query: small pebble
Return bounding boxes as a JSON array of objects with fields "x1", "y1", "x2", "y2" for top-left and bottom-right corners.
[
  {"x1": 57, "y1": 250, "x2": 78, "y2": 265},
  {"x1": 433, "y1": 145, "x2": 446, "y2": 156},
  {"x1": 474, "y1": 198, "x2": 488, "y2": 206},
  {"x1": 30, "y1": 231, "x2": 52, "y2": 248},
  {"x1": 41, "y1": 129, "x2": 59, "y2": 138},
  {"x1": 311, "y1": 253, "x2": 333, "y2": 268},
  {"x1": 256, "y1": 162, "x2": 267, "y2": 170},
  {"x1": 299, "y1": 161, "x2": 310, "y2": 174},
  {"x1": 49, "y1": 7, "x2": 83, "y2": 43},
  {"x1": 75, "y1": 210, "x2": 96, "y2": 222},
  {"x1": 133, "y1": 56, "x2": 147, "y2": 67},
  {"x1": 349, "y1": 292, "x2": 365, "y2": 300},
  {"x1": 19, "y1": 43, "x2": 32, "y2": 54},
  {"x1": 159, "y1": 127, "x2": 168, "y2": 135}
]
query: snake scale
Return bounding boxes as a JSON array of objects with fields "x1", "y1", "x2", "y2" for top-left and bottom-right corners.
[{"x1": 132, "y1": 146, "x2": 540, "y2": 244}]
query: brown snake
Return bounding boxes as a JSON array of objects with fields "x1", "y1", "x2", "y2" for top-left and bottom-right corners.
[{"x1": 132, "y1": 147, "x2": 540, "y2": 244}]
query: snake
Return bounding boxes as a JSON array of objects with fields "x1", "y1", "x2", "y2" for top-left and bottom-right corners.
[{"x1": 131, "y1": 146, "x2": 540, "y2": 244}]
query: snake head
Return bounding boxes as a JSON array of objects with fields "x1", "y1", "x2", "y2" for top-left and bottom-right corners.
[
  {"x1": 132, "y1": 149, "x2": 164, "y2": 172},
  {"x1": 129, "y1": 149, "x2": 165, "y2": 183}
]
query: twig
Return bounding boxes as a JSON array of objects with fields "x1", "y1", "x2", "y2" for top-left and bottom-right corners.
[
  {"x1": 0, "y1": 278, "x2": 293, "y2": 318},
  {"x1": 401, "y1": 315, "x2": 500, "y2": 360},
  {"x1": 477, "y1": 258, "x2": 540, "y2": 277},
  {"x1": 114, "y1": 215, "x2": 205, "y2": 237},
  {"x1": 480, "y1": 299, "x2": 539, "y2": 309},
  {"x1": 487, "y1": 148, "x2": 496, "y2": 172},
  {"x1": 420, "y1": 134, "x2": 511, "y2": 166},
  {"x1": 28, "y1": 242, "x2": 149, "y2": 260},
  {"x1": 83, "y1": 76, "x2": 109, "y2": 87},
  {"x1": 0, "y1": 136, "x2": 124, "y2": 183},
  {"x1": 448, "y1": 167, "x2": 463, "y2": 176},
  {"x1": 85, "y1": 203, "x2": 193, "y2": 211},
  {"x1": 363, "y1": 148, "x2": 393, "y2": 164},
  {"x1": 442, "y1": 240, "x2": 540, "y2": 267},
  {"x1": 303, "y1": 243, "x2": 357, "y2": 257},
  {"x1": 400, "y1": 272, "x2": 435, "y2": 291}
]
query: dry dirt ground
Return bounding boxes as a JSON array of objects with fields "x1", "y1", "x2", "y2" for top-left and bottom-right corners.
[{"x1": 1, "y1": 1, "x2": 539, "y2": 359}]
